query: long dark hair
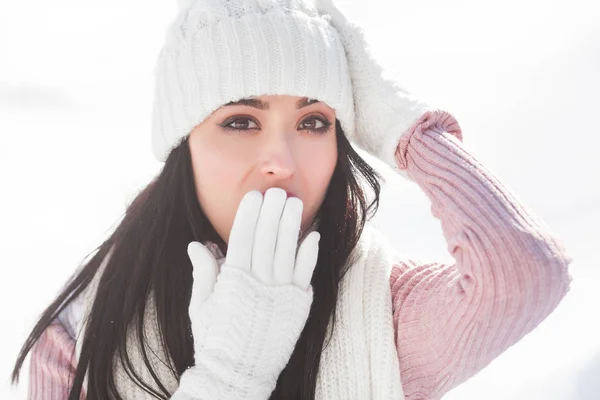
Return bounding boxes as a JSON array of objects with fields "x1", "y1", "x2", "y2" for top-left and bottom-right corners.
[{"x1": 12, "y1": 119, "x2": 384, "y2": 399}]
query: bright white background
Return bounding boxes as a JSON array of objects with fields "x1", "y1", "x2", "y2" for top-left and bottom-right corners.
[{"x1": 1, "y1": 0, "x2": 599, "y2": 398}]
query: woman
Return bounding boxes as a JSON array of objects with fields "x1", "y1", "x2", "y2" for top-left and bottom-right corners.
[{"x1": 11, "y1": 0, "x2": 573, "y2": 398}]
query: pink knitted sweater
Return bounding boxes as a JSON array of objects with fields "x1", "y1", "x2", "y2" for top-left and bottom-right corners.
[{"x1": 27, "y1": 110, "x2": 572, "y2": 399}]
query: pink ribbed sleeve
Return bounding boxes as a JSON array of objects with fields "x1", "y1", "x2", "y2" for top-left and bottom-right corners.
[
  {"x1": 389, "y1": 110, "x2": 572, "y2": 399},
  {"x1": 28, "y1": 321, "x2": 85, "y2": 400}
]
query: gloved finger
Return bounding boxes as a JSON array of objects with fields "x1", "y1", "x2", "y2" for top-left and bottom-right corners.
[
  {"x1": 252, "y1": 188, "x2": 286, "y2": 285},
  {"x1": 226, "y1": 190, "x2": 263, "y2": 272},
  {"x1": 293, "y1": 231, "x2": 320, "y2": 291},
  {"x1": 273, "y1": 197, "x2": 303, "y2": 286},
  {"x1": 187, "y1": 241, "x2": 218, "y2": 319}
]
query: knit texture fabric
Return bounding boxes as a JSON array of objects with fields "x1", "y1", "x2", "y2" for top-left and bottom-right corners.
[
  {"x1": 151, "y1": 0, "x2": 355, "y2": 162},
  {"x1": 314, "y1": 0, "x2": 434, "y2": 179},
  {"x1": 74, "y1": 223, "x2": 405, "y2": 399},
  {"x1": 172, "y1": 265, "x2": 314, "y2": 399}
]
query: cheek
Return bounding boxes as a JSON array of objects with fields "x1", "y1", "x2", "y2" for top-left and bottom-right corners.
[
  {"x1": 192, "y1": 144, "x2": 229, "y2": 199},
  {"x1": 299, "y1": 139, "x2": 337, "y2": 221},
  {"x1": 190, "y1": 136, "x2": 246, "y2": 241},
  {"x1": 306, "y1": 147, "x2": 336, "y2": 189}
]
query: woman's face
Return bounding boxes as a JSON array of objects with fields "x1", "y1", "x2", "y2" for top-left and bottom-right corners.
[{"x1": 188, "y1": 94, "x2": 338, "y2": 244}]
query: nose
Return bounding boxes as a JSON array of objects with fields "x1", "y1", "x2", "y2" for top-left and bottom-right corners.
[{"x1": 259, "y1": 135, "x2": 296, "y2": 178}]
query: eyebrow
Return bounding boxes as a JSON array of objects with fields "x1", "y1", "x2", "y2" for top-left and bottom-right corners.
[{"x1": 223, "y1": 97, "x2": 320, "y2": 110}]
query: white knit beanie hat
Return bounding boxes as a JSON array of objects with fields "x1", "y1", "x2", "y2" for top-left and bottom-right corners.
[{"x1": 151, "y1": 0, "x2": 356, "y2": 162}]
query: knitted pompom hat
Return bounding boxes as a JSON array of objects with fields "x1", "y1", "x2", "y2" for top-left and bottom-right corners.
[{"x1": 151, "y1": 0, "x2": 356, "y2": 162}]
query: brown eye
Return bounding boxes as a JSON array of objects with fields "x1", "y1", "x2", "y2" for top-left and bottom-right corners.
[
  {"x1": 301, "y1": 118, "x2": 323, "y2": 130},
  {"x1": 220, "y1": 117, "x2": 259, "y2": 132},
  {"x1": 300, "y1": 116, "x2": 332, "y2": 135}
]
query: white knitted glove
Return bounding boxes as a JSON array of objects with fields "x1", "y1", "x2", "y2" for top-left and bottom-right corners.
[
  {"x1": 315, "y1": 0, "x2": 434, "y2": 180},
  {"x1": 171, "y1": 188, "x2": 320, "y2": 400}
]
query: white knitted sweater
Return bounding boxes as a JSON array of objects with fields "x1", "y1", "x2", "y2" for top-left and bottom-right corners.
[{"x1": 74, "y1": 222, "x2": 405, "y2": 399}]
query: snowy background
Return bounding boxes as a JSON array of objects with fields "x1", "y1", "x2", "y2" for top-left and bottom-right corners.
[{"x1": 1, "y1": 0, "x2": 599, "y2": 398}]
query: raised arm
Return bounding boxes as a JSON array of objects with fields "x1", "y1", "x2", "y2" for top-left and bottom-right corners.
[{"x1": 389, "y1": 110, "x2": 572, "y2": 399}]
